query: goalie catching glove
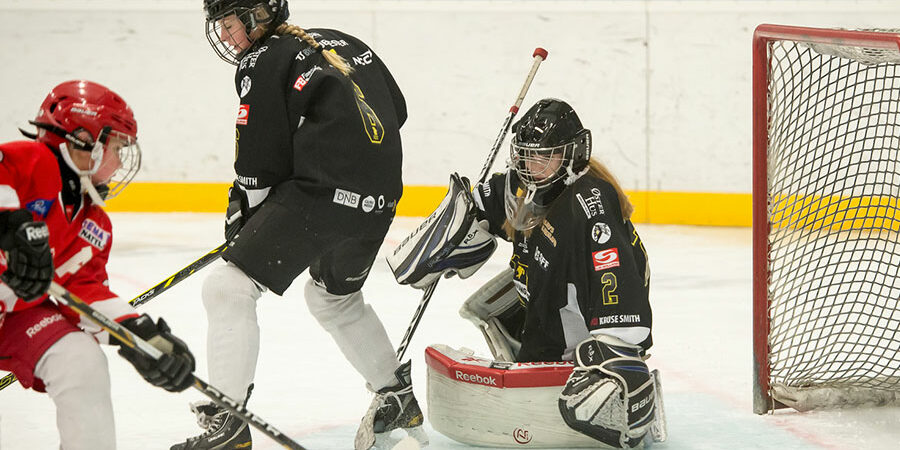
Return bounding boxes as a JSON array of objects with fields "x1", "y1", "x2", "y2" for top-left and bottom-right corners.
[
  {"x1": 558, "y1": 334, "x2": 655, "y2": 449},
  {"x1": 388, "y1": 173, "x2": 497, "y2": 289},
  {"x1": 116, "y1": 314, "x2": 196, "y2": 392}
]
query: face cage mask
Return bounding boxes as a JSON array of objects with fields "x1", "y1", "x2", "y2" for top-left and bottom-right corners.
[
  {"x1": 510, "y1": 141, "x2": 576, "y2": 190},
  {"x1": 59, "y1": 129, "x2": 141, "y2": 206},
  {"x1": 205, "y1": 6, "x2": 271, "y2": 65},
  {"x1": 101, "y1": 131, "x2": 142, "y2": 200}
]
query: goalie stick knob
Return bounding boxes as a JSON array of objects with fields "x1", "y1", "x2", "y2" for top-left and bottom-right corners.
[{"x1": 533, "y1": 47, "x2": 549, "y2": 60}]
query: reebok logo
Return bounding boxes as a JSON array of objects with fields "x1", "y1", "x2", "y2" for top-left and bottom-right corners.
[
  {"x1": 26, "y1": 225, "x2": 49, "y2": 241},
  {"x1": 26, "y1": 313, "x2": 64, "y2": 338},
  {"x1": 455, "y1": 370, "x2": 498, "y2": 386}
]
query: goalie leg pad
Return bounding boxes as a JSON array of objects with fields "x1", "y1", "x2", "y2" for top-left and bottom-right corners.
[
  {"x1": 559, "y1": 335, "x2": 655, "y2": 448},
  {"x1": 459, "y1": 268, "x2": 523, "y2": 361},
  {"x1": 388, "y1": 173, "x2": 497, "y2": 289}
]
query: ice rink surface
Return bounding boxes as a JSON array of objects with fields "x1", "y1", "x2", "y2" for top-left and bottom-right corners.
[{"x1": 2, "y1": 214, "x2": 899, "y2": 449}]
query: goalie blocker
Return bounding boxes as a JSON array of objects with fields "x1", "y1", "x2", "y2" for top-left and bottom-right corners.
[
  {"x1": 425, "y1": 344, "x2": 666, "y2": 449},
  {"x1": 388, "y1": 173, "x2": 497, "y2": 289}
]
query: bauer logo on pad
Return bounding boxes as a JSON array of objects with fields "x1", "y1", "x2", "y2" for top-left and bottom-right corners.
[{"x1": 592, "y1": 248, "x2": 620, "y2": 271}]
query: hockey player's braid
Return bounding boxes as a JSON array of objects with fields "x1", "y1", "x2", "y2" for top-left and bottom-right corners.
[
  {"x1": 587, "y1": 159, "x2": 634, "y2": 220},
  {"x1": 274, "y1": 23, "x2": 354, "y2": 76}
]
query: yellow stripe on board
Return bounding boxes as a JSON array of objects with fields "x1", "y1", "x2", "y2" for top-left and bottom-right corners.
[{"x1": 104, "y1": 182, "x2": 754, "y2": 227}]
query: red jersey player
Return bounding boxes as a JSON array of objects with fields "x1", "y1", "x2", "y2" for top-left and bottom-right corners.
[{"x1": 0, "y1": 80, "x2": 195, "y2": 449}]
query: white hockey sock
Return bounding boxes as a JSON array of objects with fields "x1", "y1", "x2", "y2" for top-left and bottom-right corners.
[
  {"x1": 34, "y1": 331, "x2": 116, "y2": 450},
  {"x1": 203, "y1": 262, "x2": 262, "y2": 401},
  {"x1": 304, "y1": 278, "x2": 400, "y2": 391}
]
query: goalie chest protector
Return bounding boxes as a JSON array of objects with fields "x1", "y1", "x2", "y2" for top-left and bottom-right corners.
[{"x1": 425, "y1": 344, "x2": 619, "y2": 448}]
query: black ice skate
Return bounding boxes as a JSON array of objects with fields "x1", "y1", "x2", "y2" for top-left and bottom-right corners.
[
  {"x1": 355, "y1": 361, "x2": 428, "y2": 450},
  {"x1": 171, "y1": 387, "x2": 254, "y2": 450}
]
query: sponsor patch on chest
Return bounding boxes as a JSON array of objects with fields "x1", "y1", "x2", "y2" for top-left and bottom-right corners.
[
  {"x1": 78, "y1": 219, "x2": 110, "y2": 250},
  {"x1": 592, "y1": 248, "x2": 620, "y2": 271}
]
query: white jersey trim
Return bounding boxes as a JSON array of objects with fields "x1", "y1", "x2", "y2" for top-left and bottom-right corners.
[
  {"x1": 591, "y1": 326, "x2": 651, "y2": 347},
  {"x1": 559, "y1": 282, "x2": 590, "y2": 361},
  {"x1": 0, "y1": 185, "x2": 21, "y2": 209},
  {"x1": 77, "y1": 296, "x2": 136, "y2": 336}
]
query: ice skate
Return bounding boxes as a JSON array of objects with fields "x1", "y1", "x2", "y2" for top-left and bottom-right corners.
[
  {"x1": 170, "y1": 401, "x2": 252, "y2": 450},
  {"x1": 355, "y1": 361, "x2": 428, "y2": 450}
]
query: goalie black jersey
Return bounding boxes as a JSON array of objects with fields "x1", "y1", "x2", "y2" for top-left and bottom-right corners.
[
  {"x1": 474, "y1": 172, "x2": 652, "y2": 362},
  {"x1": 231, "y1": 29, "x2": 406, "y2": 218}
]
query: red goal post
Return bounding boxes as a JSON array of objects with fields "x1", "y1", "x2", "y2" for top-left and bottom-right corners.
[{"x1": 753, "y1": 24, "x2": 900, "y2": 414}]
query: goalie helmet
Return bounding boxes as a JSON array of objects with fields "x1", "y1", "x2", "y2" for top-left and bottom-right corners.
[
  {"x1": 204, "y1": 0, "x2": 289, "y2": 65},
  {"x1": 29, "y1": 80, "x2": 141, "y2": 202},
  {"x1": 505, "y1": 98, "x2": 592, "y2": 231}
]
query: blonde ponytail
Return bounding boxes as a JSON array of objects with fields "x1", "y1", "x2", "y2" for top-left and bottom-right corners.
[
  {"x1": 274, "y1": 23, "x2": 354, "y2": 76},
  {"x1": 586, "y1": 158, "x2": 634, "y2": 220}
]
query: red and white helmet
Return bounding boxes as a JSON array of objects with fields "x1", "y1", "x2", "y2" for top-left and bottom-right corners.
[{"x1": 29, "y1": 80, "x2": 141, "y2": 203}]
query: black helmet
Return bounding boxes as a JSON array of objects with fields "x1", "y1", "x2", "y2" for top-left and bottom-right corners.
[
  {"x1": 203, "y1": 0, "x2": 290, "y2": 65},
  {"x1": 504, "y1": 98, "x2": 592, "y2": 230}
]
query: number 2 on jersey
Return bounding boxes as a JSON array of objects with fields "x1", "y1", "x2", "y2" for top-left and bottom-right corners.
[{"x1": 601, "y1": 272, "x2": 618, "y2": 305}]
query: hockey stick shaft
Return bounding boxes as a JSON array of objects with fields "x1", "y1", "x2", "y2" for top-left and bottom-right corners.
[
  {"x1": 0, "y1": 243, "x2": 227, "y2": 391},
  {"x1": 46, "y1": 282, "x2": 306, "y2": 450},
  {"x1": 131, "y1": 243, "x2": 227, "y2": 308},
  {"x1": 395, "y1": 48, "x2": 548, "y2": 360},
  {"x1": 476, "y1": 47, "x2": 549, "y2": 185},
  {"x1": 395, "y1": 279, "x2": 438, "y2": 360}
]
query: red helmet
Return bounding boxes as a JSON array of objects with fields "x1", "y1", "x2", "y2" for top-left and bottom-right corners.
[{"x1": 29, "y1": 80, "x2": 141, "y2": 201}]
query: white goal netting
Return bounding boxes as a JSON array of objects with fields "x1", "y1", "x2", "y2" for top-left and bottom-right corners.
[{"x1": 766, "y1": 31, "x2": 900, "y2": 410}]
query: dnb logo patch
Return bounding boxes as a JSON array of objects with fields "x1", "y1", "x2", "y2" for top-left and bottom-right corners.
[
  {"x1": 591, "y1": 222, "x2": 612, "y2": 244},
  {"x1": 333, "y1": 188, "x2": 360, "y2": 209},
  {"x1": 26, "y1": 198, "x2": 54, "y2": 219},
  {"x1": 79, "y1": 219, "x2": 110, "y2": 250},
  {"x1": 236, "y1": 104, "x2": 250, "y2": 125},
  {"x1": 592, "y1": 248, "x2": 620, "y2": 271}
]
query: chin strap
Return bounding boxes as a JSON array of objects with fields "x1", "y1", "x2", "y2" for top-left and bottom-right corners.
[
  {"x1": 83, "y1": 178, "x2": 107, "y2": 207},
  {"x1": 56, "y1": 142, "x2": 107, "y2": 207},
  {"x1": 564, "y1": 164, "x2": 590, "y2": 186}
]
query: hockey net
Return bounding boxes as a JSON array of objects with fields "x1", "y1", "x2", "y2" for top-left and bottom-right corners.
[{"x1": 753, "y1": 25, "x2": 900, "y2": 414}]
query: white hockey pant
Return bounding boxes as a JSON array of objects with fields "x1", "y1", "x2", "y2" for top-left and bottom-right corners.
[
  {"x1": 304, "y1": 278, "x2": 400, "y2": 391},
  {"x1": 34, "y1": 331, "x2": 116, "y2": 450},
  {"x1": 202, "y1": 262, "x2": 262, "y2": 401}
]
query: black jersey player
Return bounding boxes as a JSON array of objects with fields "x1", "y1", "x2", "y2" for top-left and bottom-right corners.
[
  {"x1": 172, "y1": 1, "x2": 423, "y2": 449},
  {"x1": 391, "y1": 99, "x2": 664, "y2": 448}
]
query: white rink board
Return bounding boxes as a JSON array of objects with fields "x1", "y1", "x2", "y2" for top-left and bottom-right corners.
[
  {"x1": 3, "y1": 1, "x2": 900, "y2": 194},
  {"x1": 0, "y1": 214, "x2": 898, "y2": 448}
]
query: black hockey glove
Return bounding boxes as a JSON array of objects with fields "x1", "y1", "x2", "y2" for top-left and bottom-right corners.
[
  {"x1": 224, "y1": 180, "x2": 257, "y2": 241},
  {"x1": 0, "y1": 209, "x2": 53, "y2": 302},
  {"x1": 117, "y1": 314, "x2": 196, "y2": 392}
]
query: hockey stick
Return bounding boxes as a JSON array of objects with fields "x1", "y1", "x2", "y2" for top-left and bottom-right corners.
[
  {"x1": 394, "y1": 47, "x2": 548, "y2": 361},
  {"x1": 46, "y1": 282, "x2": 306, "y2": 450},
  {"x1": 0, "y1": 243, "x2": 227, "y2": 391},
  {"x1": 131, "y1": 243, "x2": 227, "y2": 308}
]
